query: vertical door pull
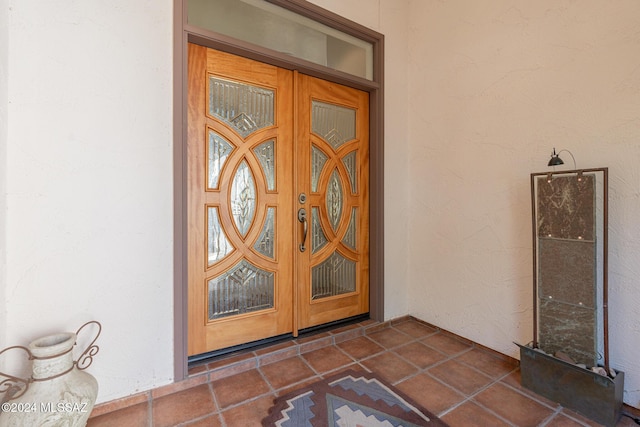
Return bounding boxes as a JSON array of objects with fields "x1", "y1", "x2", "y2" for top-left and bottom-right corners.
[{"x1": 298, "y1": 208, "x2": 308, "y2": 252}]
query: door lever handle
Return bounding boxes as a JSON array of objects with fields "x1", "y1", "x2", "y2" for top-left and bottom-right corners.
[{"x1": 298, "y1": 208, "x2": 308, "y2": 252}]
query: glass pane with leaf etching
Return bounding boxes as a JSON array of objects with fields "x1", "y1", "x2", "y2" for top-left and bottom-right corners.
[
  {"x1": 230, "y1": 159, "x2": 256, "y2": 237},
  {"x1": 326, "y1": 169, "x2": 343, "y2": 232},
  {"x1": 208, "y1": 259, "x2": 274, "y2": 320}
]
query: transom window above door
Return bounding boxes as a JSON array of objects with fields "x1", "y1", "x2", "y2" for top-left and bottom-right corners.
[{"x1": 186, "y1": 0, "x2": 374, "y2": 80}]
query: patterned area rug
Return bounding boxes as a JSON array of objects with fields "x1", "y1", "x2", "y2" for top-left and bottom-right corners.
[{"x1": 262, "y1": 369, "x2": 449, "y2": 426}]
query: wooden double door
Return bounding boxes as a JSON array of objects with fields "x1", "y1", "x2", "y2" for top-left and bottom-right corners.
[{"x1": 187, "y1": 44, "x2": 370, "y2": 356}]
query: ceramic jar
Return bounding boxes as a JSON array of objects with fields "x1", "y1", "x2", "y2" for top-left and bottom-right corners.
[{"x1": 0, "y1": 331, "x2": 99, "y2": 427}]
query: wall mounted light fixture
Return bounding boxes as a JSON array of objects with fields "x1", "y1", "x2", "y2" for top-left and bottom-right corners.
[{"x1": 547, "y1": 148, "x2": 577, "y2": 169}]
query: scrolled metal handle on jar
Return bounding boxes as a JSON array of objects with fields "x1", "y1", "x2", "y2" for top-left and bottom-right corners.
[
  {"x1": 74, "y1": 321, "x2": 102, "y2": 371},
  {"x1": 0, "y1": 346, "x2": 32, "y2": 402}
]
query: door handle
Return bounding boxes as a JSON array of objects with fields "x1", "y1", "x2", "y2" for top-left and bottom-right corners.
[{"x1": 298, "y1": 208, "x2": 308, "y2": 252}]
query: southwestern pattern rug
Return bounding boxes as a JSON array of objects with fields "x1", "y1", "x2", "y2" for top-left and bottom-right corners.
[{"x1": 262, "y1": 369, "x2": 449, "y2": 426}]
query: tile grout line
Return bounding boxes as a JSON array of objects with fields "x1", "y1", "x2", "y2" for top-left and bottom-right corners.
[{"x1": 206, "y1": 380, "x2": 223, "y2": 426}]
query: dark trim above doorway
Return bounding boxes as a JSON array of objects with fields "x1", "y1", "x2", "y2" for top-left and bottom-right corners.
[{"x1": 174, "y1": 0, "x2": 384, "y2": 381}]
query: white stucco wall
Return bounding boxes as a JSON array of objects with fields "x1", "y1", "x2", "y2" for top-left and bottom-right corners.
[
  {"x1": 4, "y1": 0, "x2": 174, "y2": 402},
  {"x1": 407, "y1": 0, "x2": 640, "y2": 408},
  {"x1": 0, "y1": 0, "x2": 8, "y2": 352}
]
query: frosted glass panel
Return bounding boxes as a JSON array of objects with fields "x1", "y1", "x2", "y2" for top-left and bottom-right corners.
[
  {"x1": 312, "y1": 101, "x2": 356, "y2": 150},
  {"x1": 208, "y1": 259, "x2": 274, "y2": 319},
  {"x1": 209, "y1": 76, "x2": 274, "y2": 138},
  {"x1": 311, "y1": 145, "x2": 328, "y2": 193},
  {"x1": 326, "y1": 169, "x2": 343, "y2": 232},
  {"x1": 254, "y1": 207, "x2": 275, "y2": 259},
  {"x1": 312, "y1": 251, "x2": 356, "y2": 300},
  {"x1": 208, "y1": 131, "x2": 234, "y2": 189},
  {"x1": 188, "y1": 0, "x2": 374, "y2": 80},
  {"x1": 311, "y1": 207, "x2": 328, "y2": 254},
  {"x1": 253, "y1": 139, "x2": 276, "y2": 191},
  {"x1": 231, "y1": 159, "x2": 257, "y2": 237},
  {"x1": 342, "y1": 208, "x2": 357, "y2": 250},
  {"x1": 207, "y1": 207, "x2": 233, "y2": 265},
  {"x1": 342, "y1": 151, "x2": 357, "y2": 194}
]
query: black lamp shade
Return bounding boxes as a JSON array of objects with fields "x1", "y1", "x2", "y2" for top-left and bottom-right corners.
[
  {"x1": 548, "y1": 155, "x2": 564, "y2": 166},
  {"x1": 548, "y1": 148, "x2": 565, "y2": 167}
]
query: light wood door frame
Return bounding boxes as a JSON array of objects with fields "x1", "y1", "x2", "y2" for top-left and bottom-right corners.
[{"x1": 174, "y1": 0, "x2": 384, "y2": 380}]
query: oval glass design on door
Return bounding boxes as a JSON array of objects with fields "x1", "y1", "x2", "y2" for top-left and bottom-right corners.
[
  {"x1": 326, "y1": 169, "x2": 343, "y2": 233},
  {"x1": 230, "y1": 159, "x2": 257, "y2": 238}
]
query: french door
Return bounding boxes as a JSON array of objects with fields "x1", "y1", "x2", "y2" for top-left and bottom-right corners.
[{"x1": 187, "y1": 44, "x2": 369, "y2": 356}]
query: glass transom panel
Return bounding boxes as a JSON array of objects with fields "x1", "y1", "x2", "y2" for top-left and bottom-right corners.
[
  {"x1": 231, "y1": 159, "x2": 257, "y2": 237},
  {"x1": 188, "y1": 0, "x2": 374, "y2": 80},
  {"x1": 312, "y1": 101, "x2": 356, "y2": 150},
  {"x1": 209, "y1": 76, "x2": 274, "y2": 138},
  {"x1": 208, "y1": 259, "x2": 274, "y2": 320},
  {"x1": 312, "y1": 251, "x2": 356, "y2": 300}
]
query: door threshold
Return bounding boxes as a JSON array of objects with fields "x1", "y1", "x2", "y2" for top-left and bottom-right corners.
[{"x1": 188, "y1": 314, "x2": 369, "y2": 367}]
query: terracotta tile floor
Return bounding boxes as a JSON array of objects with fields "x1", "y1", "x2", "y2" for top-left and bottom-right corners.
[{"x1": 87, "y1": 318, "x2": 639, "y2": 427}]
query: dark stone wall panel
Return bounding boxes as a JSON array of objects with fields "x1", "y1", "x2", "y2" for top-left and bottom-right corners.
[
  {"x1": 536, "y1": 174, "x2": 595, "y2": 240},
  {"x1": 538, "y1": 298, "x2": 597, "y2": 367},
  {"x1": 538, "y1": 238, "x2": 596, "y2": 308}
]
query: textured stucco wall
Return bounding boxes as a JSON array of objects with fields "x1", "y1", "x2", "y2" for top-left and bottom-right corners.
[
  {"x1": 0, "y1": 0, "x2": 8, "y2": 353},
  {"x1": 407, "y1": 0, "x2": 640, "y2": 408},
  {"x1": 4, "y1": 0, "x2": 174, "y2": 402}
]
